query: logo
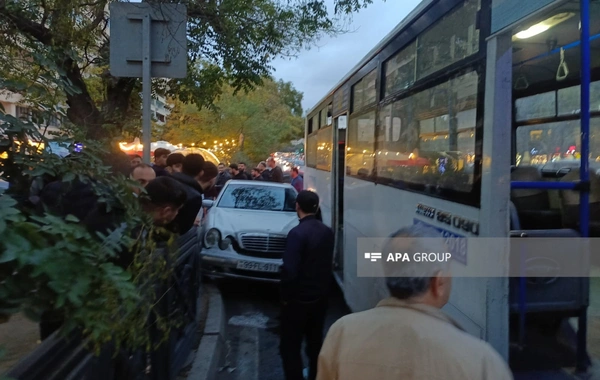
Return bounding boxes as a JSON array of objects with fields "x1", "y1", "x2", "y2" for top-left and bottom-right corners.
[{"x1": 364, "y1": 252, "x2": 382, "y2": 262}]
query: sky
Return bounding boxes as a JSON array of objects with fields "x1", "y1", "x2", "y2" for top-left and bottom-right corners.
[{"x1": 270, "y1": 0, "x2": 422, "y2": 114}]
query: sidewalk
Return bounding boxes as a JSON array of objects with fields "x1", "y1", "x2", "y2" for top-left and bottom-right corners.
[
  {"x1": 0, "y1": 313, "x2": 40, "y2": 374},
  {"x1": 184, "y1": 284, "x2": 226, "y2": 380}
]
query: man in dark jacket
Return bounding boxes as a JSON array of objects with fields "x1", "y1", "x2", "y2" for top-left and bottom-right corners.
[
  {"x1": 170, "y1": 153, "x2": 205, "y2": 234},
  {"x1": 279, "y1": 190, "x2": 334, "y2": 380},
  {"x1": 238, "y1": 162, "x2": 253, "y2": 179},
  {"x1": 229, "y1": 163, "x2": 247, "y2": 180},
  {"x1": 266, "y1": 157, "x2": 283, "y2": 182},
  {"x1": 152, "y1": 148, "x2": 171, "y2": 177},
  {"x1": 207, "y1": 162, "x2": 230, "y2": 199}
]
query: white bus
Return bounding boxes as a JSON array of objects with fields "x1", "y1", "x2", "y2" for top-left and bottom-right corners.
[{"x1": 304, "y1": 0, "x2": 598, "y2": 373}]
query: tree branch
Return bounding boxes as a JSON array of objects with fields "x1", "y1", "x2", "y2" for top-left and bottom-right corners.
[{"x1": 0, "y1": 0, "x2": 53, "y2": 45}]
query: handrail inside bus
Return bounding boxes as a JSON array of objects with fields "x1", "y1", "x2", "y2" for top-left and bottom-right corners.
[
  {"x1": 512, "y1": 32, "x2": 600, "y2": 68},
  {"x1": 510, "y1": 181, "x2": 581, "y2": 190},
  {"x1": 510, "y1": 2, "x2": 591, "y2": 371}
]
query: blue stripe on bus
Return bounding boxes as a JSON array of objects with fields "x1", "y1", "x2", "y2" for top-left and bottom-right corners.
[{"x1": 413, "y1": 219, "x2": 467, "y2": 265}]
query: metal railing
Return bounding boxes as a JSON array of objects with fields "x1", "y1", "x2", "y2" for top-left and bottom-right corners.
[
  {"x1": 3, "y1": 227, "x2": 202, "y2": 380},
  {"x1": 510, "y1": 0, "x2": 592, "y2": 372}
]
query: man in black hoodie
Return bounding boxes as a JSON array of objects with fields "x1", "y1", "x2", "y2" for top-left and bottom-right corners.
[{"x1": 170, "y1": 153, "x2": 205, "y2": 234}]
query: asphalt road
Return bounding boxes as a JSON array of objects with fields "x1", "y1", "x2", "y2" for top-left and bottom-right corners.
[
  {"x1": 210, "y1": 276, "x2": 599, "y2": 380},
  {"x1": 212, "y1": 277, "x2": 349, "y2": 380}
]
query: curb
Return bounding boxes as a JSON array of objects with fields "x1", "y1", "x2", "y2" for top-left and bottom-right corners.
[{"x1": 187, "y1": 284, "x2": 226, "y2": 380}]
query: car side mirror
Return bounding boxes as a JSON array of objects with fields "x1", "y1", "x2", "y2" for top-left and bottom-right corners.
[{"x1": 202, "y1": 199, "x2": 214, "y2": 208}]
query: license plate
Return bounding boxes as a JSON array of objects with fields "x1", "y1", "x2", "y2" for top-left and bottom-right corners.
[{"x1": 236, "y1": 260, "x2": 280, "y2": 273}]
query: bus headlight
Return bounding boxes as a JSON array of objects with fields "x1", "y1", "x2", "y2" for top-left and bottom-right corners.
[{"x1": 205, "y1": 228, "x2": 221, "y2": 248}]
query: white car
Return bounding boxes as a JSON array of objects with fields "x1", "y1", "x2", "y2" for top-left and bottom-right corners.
[{"x1": 200, "y1": 180, "x2": 299, "y2": 282}]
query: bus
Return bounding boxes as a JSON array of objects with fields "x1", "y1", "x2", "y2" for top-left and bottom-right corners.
[{"x1": 303, "y1": 0, "x2": 598, "y2": 373}]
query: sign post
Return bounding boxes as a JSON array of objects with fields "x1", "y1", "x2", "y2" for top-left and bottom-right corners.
[
  {"x1": 142, "y1": 13, "x2": 151, "y2": 162},
  {"x1": 109, "y1": 3, "x2": 187, "y2": 163}
]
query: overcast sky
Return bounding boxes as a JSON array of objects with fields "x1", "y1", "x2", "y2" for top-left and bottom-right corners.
[{"x1": 271, "y1": 0, "x2": 422, "y2": 114}]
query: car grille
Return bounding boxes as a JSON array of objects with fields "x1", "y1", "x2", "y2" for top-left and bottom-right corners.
[{"x1": 240, "y1": 234, "x2": 287, "y2": 254}]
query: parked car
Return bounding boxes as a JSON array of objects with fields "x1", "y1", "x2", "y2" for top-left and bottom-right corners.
[{"x1": 199, "y1": 180, "x2": 299, "y2": 282}]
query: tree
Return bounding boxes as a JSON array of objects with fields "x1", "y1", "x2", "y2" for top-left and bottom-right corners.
[
  {"x1": 276, "y1": 79, "x2": 304, "y2": 117},
  {"x1": 0, "y1": 0, "x2": 376, "y2": 142},
  {"x1": 159, "y1": 77, "x2": 304, "y2": 163}
]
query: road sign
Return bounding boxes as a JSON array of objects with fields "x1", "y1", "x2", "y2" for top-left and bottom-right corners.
[
  {"x1": 109, "y1": 2, "x2": 187, "y2": 162},
  {"x1": 109, "y1": 3, "x2": 187, "y2": 78}
]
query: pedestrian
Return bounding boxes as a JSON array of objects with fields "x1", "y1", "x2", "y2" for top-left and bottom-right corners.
[
  {"x1": 194, "y1": 162, "x2": 219, "y2": 225},
  {"x1": 316, "y1": 224, "x2": 513, "y2": 380},
  {"x1": 229, "y1": 163, "x2": 247, "y2": 179},
  {"x1": 130, "y1": 163, "x2": 156, "y2": 193},
  {"x1": 165, "y1": 152, "x2": 185, "y2": 174},
  {"x1": 251, "y1": 167, "x2": 263, "y2": 180},
  {"x1": 152, "y1": 148, "x2": 171, "y2": 176},
  {"x1": 170, "y1": 153, "x2": 205, "y2": 234},
  {"x1": 290, "y1": 167, "x2": 303, "y2": 192},
  {"x1": 280, "y1": 190, "x2": 334, "y2": 380},
  {"x1": 266, "y1": 156, "x2": 283, "y2": 182},
  {"x1": 210, "y1": 162, "x2": 230, "y2": 196},
  {"x1": 129, "y1": 154, "x2": 142, "y2": 168},
  {"x1": 238, "y1": 162, "x2": 253, "y2": 179}
]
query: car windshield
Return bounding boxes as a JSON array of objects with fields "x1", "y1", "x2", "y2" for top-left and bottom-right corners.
[{"x1": 217, "y1": 183, "x2": 297, "y2": 211}]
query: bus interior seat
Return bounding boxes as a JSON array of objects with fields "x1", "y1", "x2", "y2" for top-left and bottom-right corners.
[
  {"x1": 559, "y1": 168, "x2": 600, "y2": 237},
  {"x1": 508, "y1": 228, "x2": 585, "y2": 317},
  {"x1": 510, "y1": 166, "x2": 562, "y2": 229}
]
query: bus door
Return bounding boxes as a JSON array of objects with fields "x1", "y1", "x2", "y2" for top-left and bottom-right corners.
[
  {"x1": 506, "y1": 0, "x2": 597, "y2": 372},
  {"x1": 332, "y1": 114, "x2": 347, "y2": 287}
]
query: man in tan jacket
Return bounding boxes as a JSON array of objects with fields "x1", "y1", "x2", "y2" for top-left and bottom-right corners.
[{"x1": 316, "y1": 224, "x2": 513, "y2": 380}]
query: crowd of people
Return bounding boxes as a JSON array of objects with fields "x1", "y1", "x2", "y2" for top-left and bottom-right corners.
[{"x1": 28, "y1": 145, "x2": 514, "y2": 379}]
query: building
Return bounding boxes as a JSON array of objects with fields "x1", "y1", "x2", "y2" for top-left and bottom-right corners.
[{"x1": 0, "y1": 90, "x2": 61, "y2": 139}]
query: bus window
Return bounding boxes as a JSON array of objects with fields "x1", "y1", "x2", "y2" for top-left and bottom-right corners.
[
  {"x1": 558, "y1": 82, "x2": 600, "y2": 116},
  {"x1": 347, "y1": 111, "x2": 375, "y2": 176},
  {"x1": 515, "y1": 118, "x2": 600, "y2": 167},
  {"x1": 384, "y1": 41, "x2": 416, "y2": 97},
  {"x1": 306, "y1": 133, "x2": 318, "y2": 168},
  {"x1": 416, "y1": 0, "x2": 480, "y2": 80},
  {"x1": 376, "y1": 70, "x2": 479, "y2": 193},
  {"x1": 515, "y1": 91, "x2": 556, "y2": 122},
  {"x1": 317, "y1": 126, "x2": 332, "y2": 171}
]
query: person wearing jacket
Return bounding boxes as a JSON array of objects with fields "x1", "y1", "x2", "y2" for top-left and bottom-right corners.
[
  {"x1": 170, "y1": 153, "x2": 205, "y2": 234},
  {"x1": 316, "y1": 225, "x2": 513, "y2": 380},
  {"x1": 266, "y1": 157, "x2": 283, "y2": 182},
  {"x1": 290, "y1": 167, "x2": 303, "y2": 192},
  {"x1": 280, "y1": 190, "x2": 334, "y2": 380},
  {"x1": 152, "y1": 148, "x2": 171, "y2": 177}
]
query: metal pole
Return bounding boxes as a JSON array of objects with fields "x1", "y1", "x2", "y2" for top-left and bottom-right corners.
[
  {"x1": 142, "y1": 13, "x2": 152, "y2": 163},
  {"x1": 576, "y1": 0, "x2": 590, "y2": 373}
]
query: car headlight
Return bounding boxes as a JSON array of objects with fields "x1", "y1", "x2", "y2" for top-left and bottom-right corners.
[
  {"x1": 204, "y1": 228, "x2": 221, "y2": 248},
  {"x1": 219, "y1": 237, "x2": 232, "y2": 250}
]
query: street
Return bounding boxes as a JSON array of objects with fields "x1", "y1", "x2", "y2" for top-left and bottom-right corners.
[
  {"x1": 207, "y1": 276, "x2": 600, "y2": 380},
  {"x1": 211, "y1": 278, "x2": 350, "y2": 380}
]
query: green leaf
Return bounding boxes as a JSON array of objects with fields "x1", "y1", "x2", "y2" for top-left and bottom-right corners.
[
  {"x1": 65, "y1": 214, "x2": 80, "y2": 223},
  {"x1": 62, "y1": 172, "x2": 76, "y2": 182},
  {"x1": 0, "y1": 249, "x2": 17, "y2": 264}
]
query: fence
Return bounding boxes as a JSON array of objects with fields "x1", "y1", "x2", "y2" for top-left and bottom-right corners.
[{"x1": 3, "y1": 226, "x2": 203, "y2": 380}]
